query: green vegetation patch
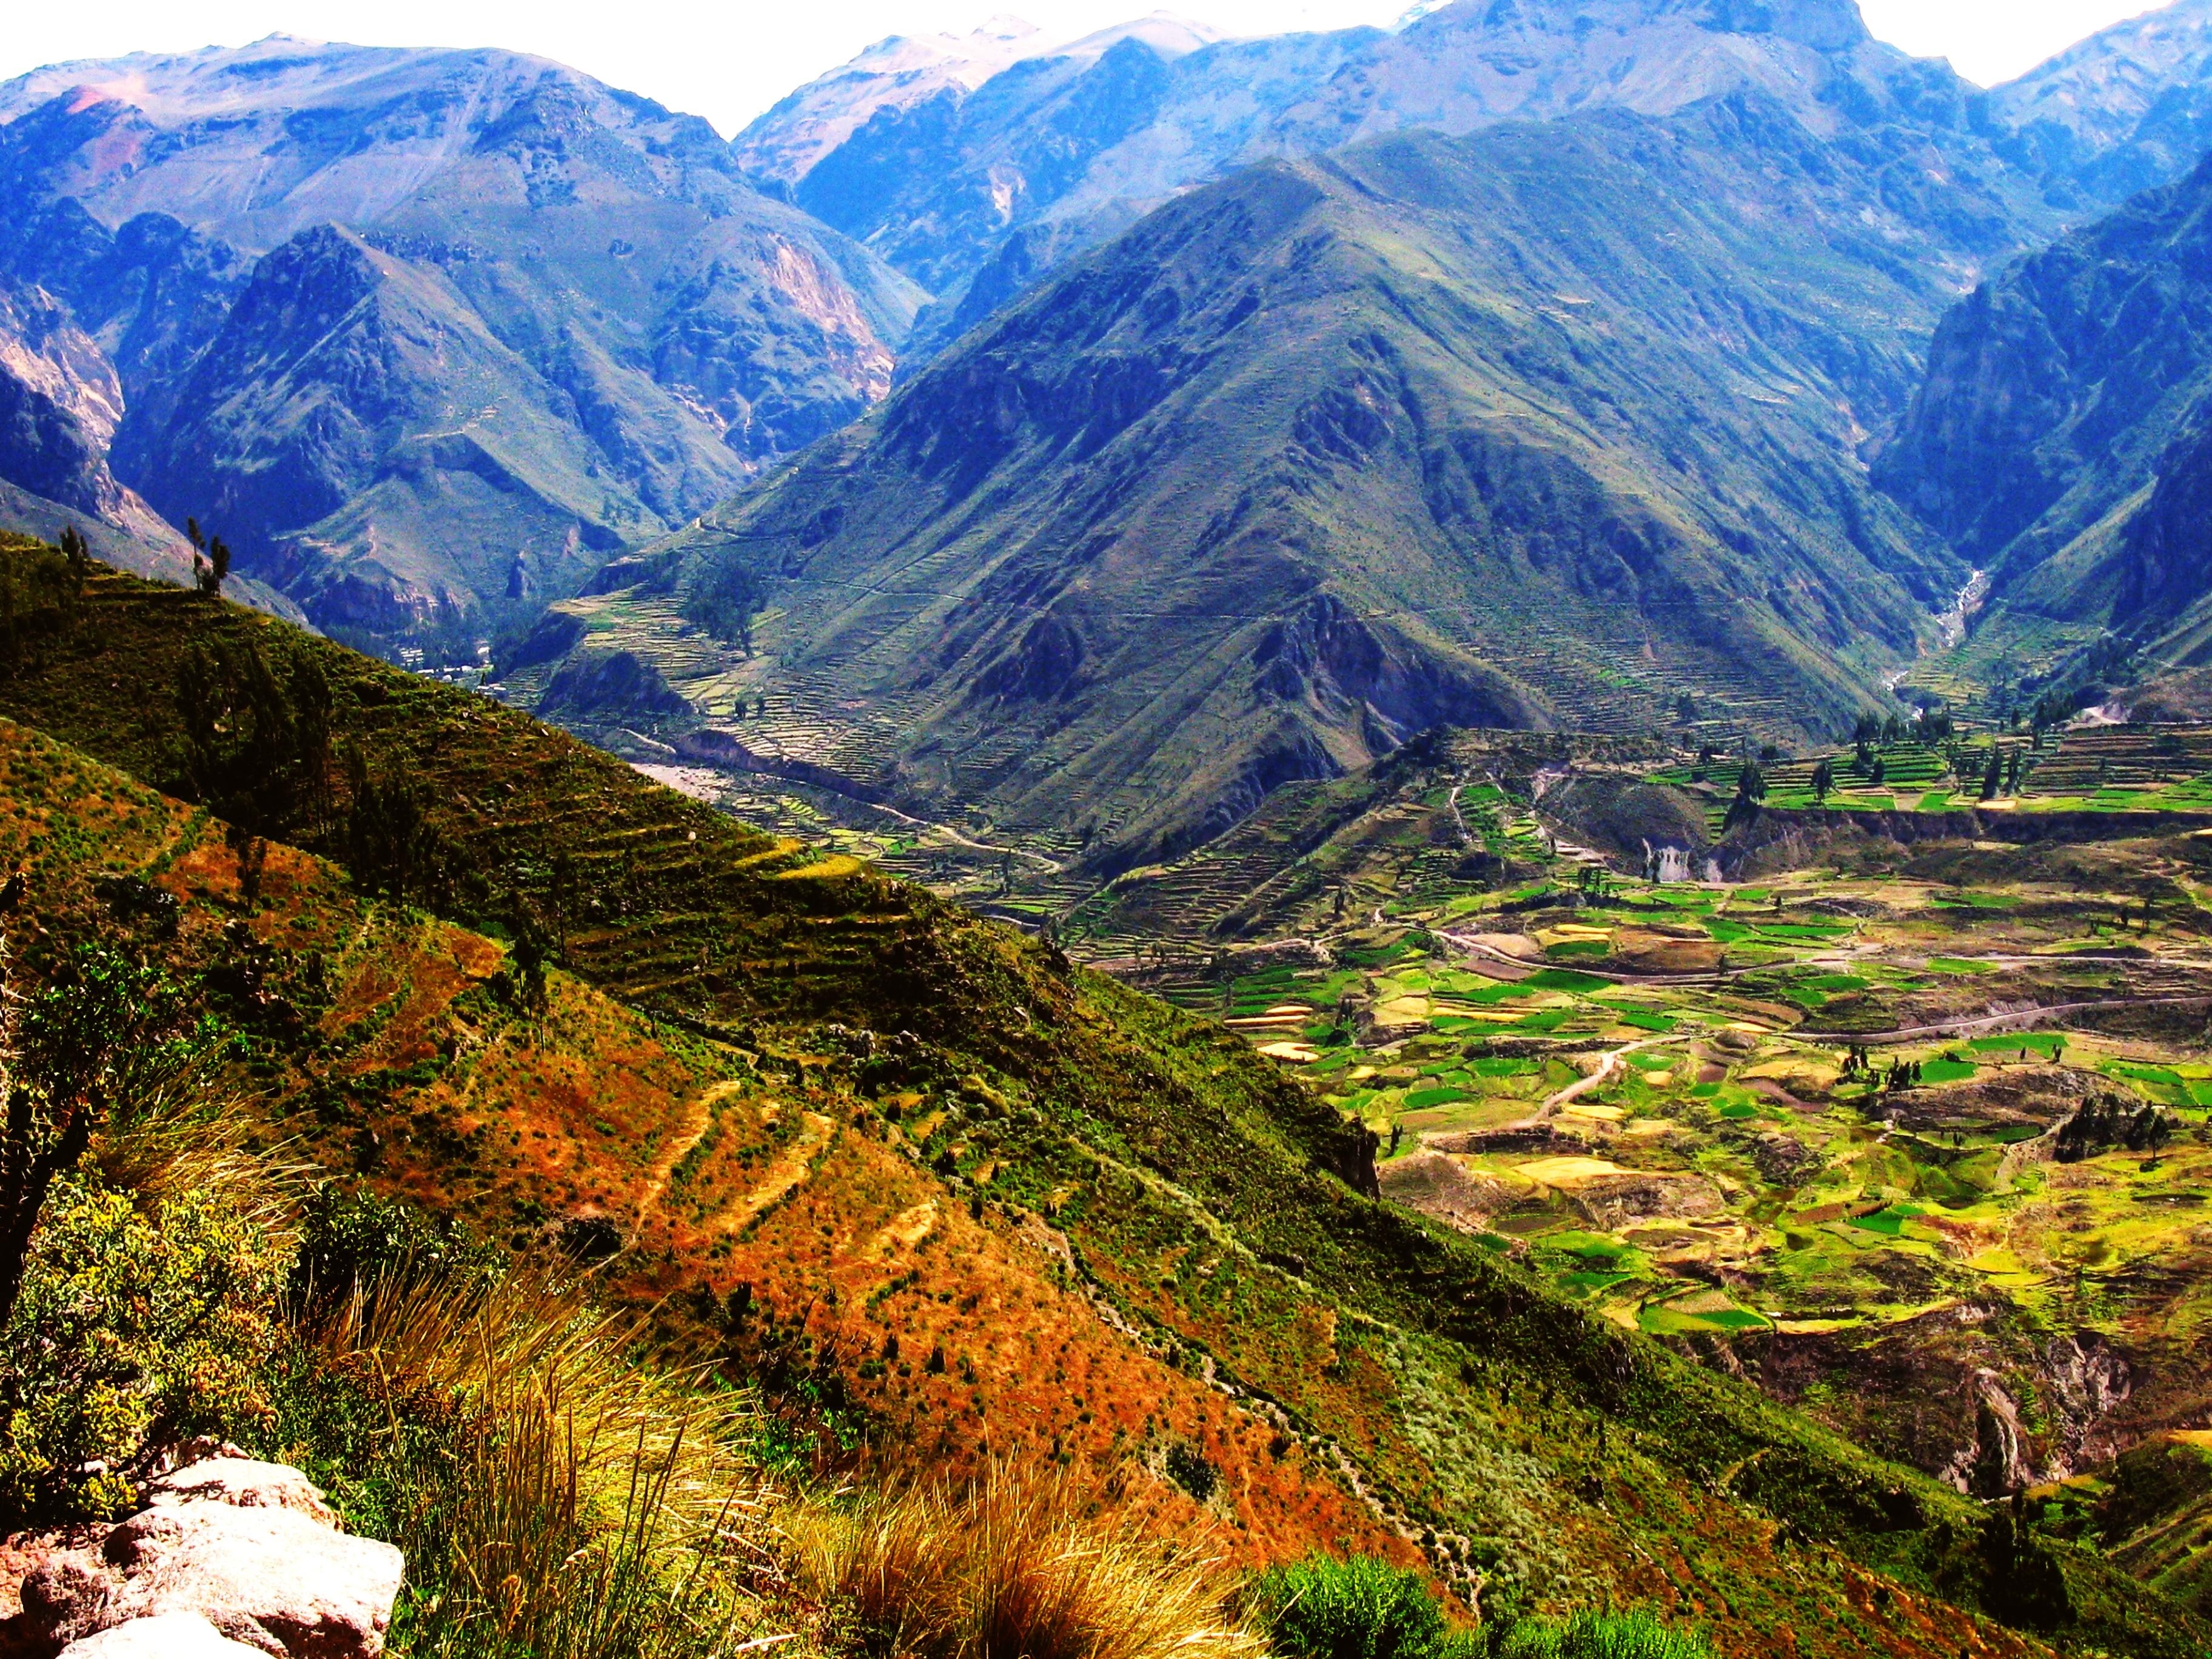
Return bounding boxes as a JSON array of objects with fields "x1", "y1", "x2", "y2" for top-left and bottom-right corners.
[
  {"x1": 1521, "y1": 968, "x2": 1611, "y2": 994},
  {"x1": 1848, "y1": 1205, "x2": 1923, "y2": 1236},
  {"x1": 1471, "y1": 1057, "x2": 1540, "y2": 1078},
  {"x1": 1406, "y1": 1087, "x2": 1470, "y2": 1108}
]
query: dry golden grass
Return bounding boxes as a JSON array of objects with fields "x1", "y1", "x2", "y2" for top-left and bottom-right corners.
[
  {"x1": 786, "y1": 1462, "x2": 1264, "y2": 1659},
  {"x1": 311, "y1": 1270, "x2": 778, "y2": 1659},
  {"x1": 91, "y1": 1064, "x2": 306, "y2": 1238},
  {"x1": 319, "y1": 1268, "x2": 771, "y2": 1552}
]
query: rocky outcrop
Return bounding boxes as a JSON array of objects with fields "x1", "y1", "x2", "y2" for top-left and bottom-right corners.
[
  {"x1": 1940, "y1": 1336, "x2": 2134, "y2": 1496},
  {"x1": 8, "y1": 1455, "x2": 402, "y2": 1659}
]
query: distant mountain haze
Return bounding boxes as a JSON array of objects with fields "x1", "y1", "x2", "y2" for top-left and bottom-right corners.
[
  {"x1": 0, "y1": 36, "x2": 920, "y2": 650},
  {"x1": 1987, "y1": 0, "x2": 2212, "y2": 202},
  {"x1": 0, "y1": 1, "x2": 2174, "y2": 138},
  {"x1": 743, "y1": 0, "x2": 2165, "y2": 358}
]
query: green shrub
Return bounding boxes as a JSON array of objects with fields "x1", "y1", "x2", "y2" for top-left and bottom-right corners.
[
  {"x1": 1247, "y1": 1553, "x2": 1471, "y2": 1659},
  {"x1": 0, "y1": 1171, "x2": 289, "y2": 1521},
  {"x1": 290, "y1": 1181, "x2": 502, "y2": 1304},
  {"x1": 1495, "y1": 1610, "x2": 1712, "y2": 1659}
]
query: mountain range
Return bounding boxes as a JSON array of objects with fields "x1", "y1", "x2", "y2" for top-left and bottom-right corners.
[
  {"x1": 737, "y1": 0, "x2": 2185, "y2": 347},
  {"x1": 13, "y1": 1, "x2": 2212, "y2": 843},
  {"x1": 536, "y1": 90, "x2": 2006, "y2": 871},
  {"x1": 18, "y1": 4, "x2": 2212, "y2": 1648}
]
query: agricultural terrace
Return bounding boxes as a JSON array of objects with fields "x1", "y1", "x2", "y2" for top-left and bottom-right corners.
[{"x1": 1190, "y1": 842, "x2": 2212, "y2": 1479}]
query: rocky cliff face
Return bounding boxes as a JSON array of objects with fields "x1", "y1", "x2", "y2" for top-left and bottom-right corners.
[
  {"x1": 0, "y1": 36, "x2": 922, "y2": 654},
  {"x1": 0, "y1": 281, "x2": 191, "y2": 566}
]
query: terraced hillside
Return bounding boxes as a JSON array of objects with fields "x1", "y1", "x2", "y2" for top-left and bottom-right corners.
[
  {"x1": 1033, "y1": 706, "x2": 2212, "y2": 1620},
  {"x1": 8, "y1": 532, "x2": 2212, "y2": 1655},
  {"x1": 0, "y1": 712, "x2": 1387, "y2": 1567}
]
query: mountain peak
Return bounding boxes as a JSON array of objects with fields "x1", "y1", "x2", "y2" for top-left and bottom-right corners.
[
  {"x1": 1407, "y1": 0, "x2": 1873, "y2": 51},
  {"x1": 737, "y1": 10, "x2": 1226, "y2": 188}
]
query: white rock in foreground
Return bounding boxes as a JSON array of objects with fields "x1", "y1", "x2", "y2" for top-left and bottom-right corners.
[
  {"x1": 144, "y1": 1458, "x2": 340, "y2": 1527},
  {"x1": 57, "y1": 1609, "x2": 270, "y2": 1656},
  {"x1": 19, "y1": 1455, "x2": 403, "y2": 1659}
]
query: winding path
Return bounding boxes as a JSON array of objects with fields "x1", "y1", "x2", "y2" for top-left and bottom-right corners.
[{"x1": 1540, "y1": 1032, "x2": 1693, "y2": 1114}]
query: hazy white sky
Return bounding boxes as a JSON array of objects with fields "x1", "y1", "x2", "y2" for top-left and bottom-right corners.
[{"x1": 0, "y1": 0, "x2": 2177, "y2": 138}]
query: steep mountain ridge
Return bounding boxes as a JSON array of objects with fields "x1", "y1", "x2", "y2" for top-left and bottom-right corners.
[
  {"x1": 0, "y1": 281, "x2": 167, "y2": 543},
  {"x1": 1988, "y1": 0, "x2": 2212, "y2": 207},
  {"x1": 133, "y1": 225, "x2": 686, "y2": 635},
  {"x1": 523, "y1": 97, "x2": 1994, "y2": 874},
  {"x1": 733, "y1": 13, "x2": 1225, "y2": 193},
  {"x1": 0, "y1": 277, "x2": 315, "y2": 610},
  {"x1": 0, "y1": 36, "x2": 922, "y2": 653}
]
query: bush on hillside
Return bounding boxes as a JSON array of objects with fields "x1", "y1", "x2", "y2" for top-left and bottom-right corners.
[
  {"x1": 0, "y1": 1170, "x2": 289, "y2": 1520},
  {"x1": 290, "y1": 1180, "x2": 503, "y2": 1305},
  {"x1": 1245, "y1": 1553, "x2": 1473, "y2": 1659},
  {"x1": 1494, "y1": 1610, "x2": 1712, "y2": 1659}
]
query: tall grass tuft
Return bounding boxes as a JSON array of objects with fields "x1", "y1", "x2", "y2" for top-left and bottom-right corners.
[
  {"x1": 286, "y1": 1269, "x2": 774, "y2": 1659},
  {"x1": 788, "y1": 1461, "x2": 1263, "y2": 1659}
]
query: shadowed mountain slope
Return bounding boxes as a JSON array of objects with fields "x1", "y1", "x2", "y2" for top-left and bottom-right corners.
[
  {"x1": 4, "y1": 531, "x2": 2211, "y2": 1658},
  {"x1": 520, "y1": 99, "x2": 1996, "y2": 874},
  {"x1": 0, "y1": 36, "x2": 922, "y2": 652},
  {"x1": 1876, "y1": 149, "x2": 2212, "y2": 674},
  {"x1": 0, "y1": 277, "x2": 314, "y2": 615}
]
